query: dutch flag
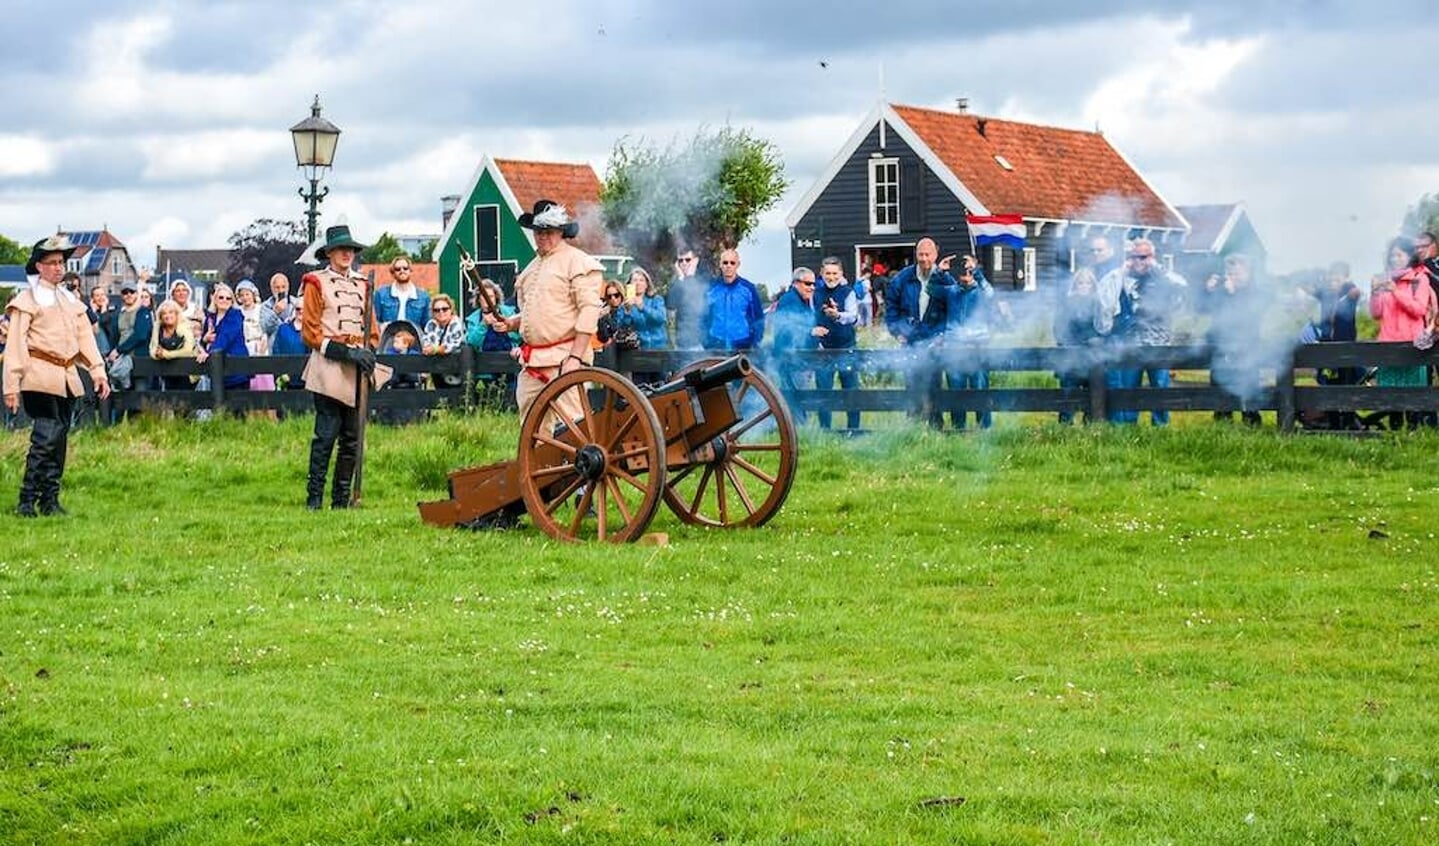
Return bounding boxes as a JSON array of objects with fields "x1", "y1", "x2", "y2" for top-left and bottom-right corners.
[{"x1": 965, "y1": 214, "x2": 1027, "y2": 249}]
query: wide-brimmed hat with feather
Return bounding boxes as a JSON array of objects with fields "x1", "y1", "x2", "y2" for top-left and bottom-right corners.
[{"x1": 517, "y1": 200, "x2": 580, "y2": 239}]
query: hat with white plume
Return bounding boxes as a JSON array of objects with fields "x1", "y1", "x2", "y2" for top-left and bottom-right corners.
[{"x1": 517, "y1": 199, "x2": 580, "y2": 239}]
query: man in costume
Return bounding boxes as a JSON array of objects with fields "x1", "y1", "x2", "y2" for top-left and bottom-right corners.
[
  {"x1": 3, "y1": 236, "x2": 111, "y2": 516},
  {"x1": 300, "y1": 225, "x2": 381, "y2": 510},
  {"x1": 492, "y1": 200, "x2": 603, "y2": 427}
]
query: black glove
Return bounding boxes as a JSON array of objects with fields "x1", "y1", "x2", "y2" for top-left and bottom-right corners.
[{"x1": 323, "y1": 343, "x2": 377, "y2": 375}]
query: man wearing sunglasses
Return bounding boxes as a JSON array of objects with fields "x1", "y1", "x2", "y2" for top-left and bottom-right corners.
[
  {"x1": 1096, "y1": 238, "x2": 1187, "y2": 425},
  {"x1": 668, "y1": 247, "x2": 708, "y2": 350},
  {"x1": 702, "y1": 249, "x2": 765, "y2": 351}
]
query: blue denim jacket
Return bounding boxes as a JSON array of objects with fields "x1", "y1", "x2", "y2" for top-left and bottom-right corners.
[{"x1": 374, "y1": 285, "x2": 431, "y2": 326}]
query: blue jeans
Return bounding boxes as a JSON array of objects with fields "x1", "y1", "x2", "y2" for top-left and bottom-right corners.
[
  {"x1": 1106, "y1": 367, "x2": 1170, "y2": 425},
  {"x1": 945, "y1": 370, "x2": 991, "y2": 429},
  {"x1": 815, "y1": 363, "x2": 860, "y2": 430}
]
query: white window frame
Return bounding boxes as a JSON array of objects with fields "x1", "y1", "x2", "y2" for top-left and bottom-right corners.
[
  {"x1": 1068, "y1": 248, "x2": 1077, "y2": 273},
  {"x1": 1163, "y1": 254, "x2": 1175, "y2": 273},
  {"x1": 1022, "y1": 247, "x2": 1037, "y2": 292},
  {"x1": 111, "y1": 255, "x2": 123, "y2": 275},
  {"x1": 67, "y1": 258, "x2": 81, "y2": 273},
  {"x1": 991, "y1": 246, "x2": 1004, "y2": 272},
  {"x1": 868, "y1": 158, "x2": 900, "y2": 235}
]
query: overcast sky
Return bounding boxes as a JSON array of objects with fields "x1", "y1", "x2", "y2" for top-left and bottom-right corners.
[{"x1": 2, "y1": 0, "x2": 1434, "y2": 286}]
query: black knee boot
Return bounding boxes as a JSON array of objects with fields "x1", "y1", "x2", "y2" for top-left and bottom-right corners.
[
  {"x1": 15, "y1": 435, "x2": 43, "y2": 518},
  {"x1": 331, "y1": 440, "x2": 357, "y2": 509},
  {"x1": 307, "y1": 409, "x2": 340, "y2": 511},
  {"x1": 38, "y1": 414, "x2": 71, "y2": 516}
]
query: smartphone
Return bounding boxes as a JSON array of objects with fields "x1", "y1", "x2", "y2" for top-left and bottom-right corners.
[{"x1": 625, "y1": 282, "x2": 637, "y2": 300}]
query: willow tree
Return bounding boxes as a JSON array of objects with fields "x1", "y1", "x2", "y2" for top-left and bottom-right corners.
[{"x1": 600, "y1": 126, "x2": 788, "y2": 282}]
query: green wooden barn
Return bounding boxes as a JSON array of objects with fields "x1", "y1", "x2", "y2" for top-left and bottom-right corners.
[{"x1": 432, "y1": 155, "x2": 628, "y2": 311}]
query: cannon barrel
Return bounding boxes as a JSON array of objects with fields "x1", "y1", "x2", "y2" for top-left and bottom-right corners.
[{"x1": 648, "y1": 354, "x2": 752, "y2": 397}]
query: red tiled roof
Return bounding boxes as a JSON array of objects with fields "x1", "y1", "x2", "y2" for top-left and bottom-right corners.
[
  {"x1": 890, "y1": 104, "x2": 1185, "y2": 229},
  {"x1": 493, "y1": 158, "x2": 614, "y2": 254},
  {"x1": 361, "y1": 263, "x2": 440, "y2": 293}
]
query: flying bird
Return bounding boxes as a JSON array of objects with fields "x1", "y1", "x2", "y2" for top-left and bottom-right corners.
[{"x1": 819, "y1": 60, "x2": 829, "y2": 68}]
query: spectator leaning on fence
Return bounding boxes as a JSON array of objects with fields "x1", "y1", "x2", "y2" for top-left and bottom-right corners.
[
  {"x1": 812, "y1": 256, "x2": 861, "y2": 431},
  {"x1": 422, "y1": 293, "x2": 465, "y2": 387},
  {"x1": 465, "y1": 277, "x2": 519, "y2": 354},
  {"x1": 615, "y1": 267, "x2": 669, "y2": 350},
  {"x1": 149, "y1": 299, "x2": 198, "y2": 391},
  {"x1": 1054, "y1": 268, "x2": 1103, "y2": 424},
  {"x1": 1096, "y1": 238, "x2": 1187, "y2": 426},
  {"x1": 4, "y1": 235, "x2": 111, "y2": 517}
]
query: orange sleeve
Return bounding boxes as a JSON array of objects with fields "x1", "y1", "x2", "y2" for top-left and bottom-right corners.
[{"x1": 301, "y1": 272, "x2": 325, "y2": 350}]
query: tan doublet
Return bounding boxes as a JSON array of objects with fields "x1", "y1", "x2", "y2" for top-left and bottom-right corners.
[
  {"x1": 301, "y1": 267, "x2": 380, "y2": 407},
  {"x1": 3, "y1": 287, "x2": 106, "y2": 399},
  {"x1": 513, "y1": 242, "x2": 603, "y2": 421}
]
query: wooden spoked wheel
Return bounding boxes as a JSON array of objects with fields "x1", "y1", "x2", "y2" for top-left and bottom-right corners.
[
  {"x1": 517, "y1": 368, "x2": 666, "y2": 543},
  {"x1": 662, "y1": 358, "x2": 798, "y2": 528}
]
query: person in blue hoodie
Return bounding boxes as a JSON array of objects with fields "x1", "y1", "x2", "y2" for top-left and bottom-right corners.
[
  {"x1": 703, "y1": 249, "x2": 765, "y2": 350},
  {"x1": 813, "y1": 257, "x2": 861, "y2": 430}
]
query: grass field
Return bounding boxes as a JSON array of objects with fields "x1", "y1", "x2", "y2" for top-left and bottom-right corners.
[{"x1": 2, "y1": 412, "x2": 1436, "y2": 844}]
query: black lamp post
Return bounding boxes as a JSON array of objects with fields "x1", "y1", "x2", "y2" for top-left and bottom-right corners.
[{"x1": 289, "y1": 95, "x2": 341, "y2": 243}]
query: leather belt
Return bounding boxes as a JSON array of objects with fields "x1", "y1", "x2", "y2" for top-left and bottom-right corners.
[{"x1": 29, "y1": 348, "x2": 79, "y2": 368}]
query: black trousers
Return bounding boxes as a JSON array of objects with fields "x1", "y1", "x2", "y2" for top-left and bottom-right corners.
[
  {"x1": 308, "y1": 393, "x2": 360, "y2": 506},
  {"x1": 19, "y1": 391, "x2": 74, "y2": 508}
]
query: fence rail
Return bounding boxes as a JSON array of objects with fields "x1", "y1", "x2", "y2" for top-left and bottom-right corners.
[{"x1": 23, "y1": 341, "x2": 1438, "y2": 431}]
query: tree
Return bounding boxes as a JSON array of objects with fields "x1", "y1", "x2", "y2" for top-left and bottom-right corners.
[
  {"x1": 412, "y1": 238, "x2": 438, "y2": 262},
  {"x1": 360, "y1": 232, "x2": 408, "y2": 266},
  {"x1": 600, "y1": 126, "x2": 788, "y2": 283},
  {"x1": 1401, "y1": 193, "x2": 1439, "y2": 238},
  {"x1": 227, "y1": 219, "x2": 310, "y2": 284},
  {"x1": 0, "y1": 233, "x2": 29, "y2": 266}
]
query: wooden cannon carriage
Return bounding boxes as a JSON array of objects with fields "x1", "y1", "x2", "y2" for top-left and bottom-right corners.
[{"x1": 418, "y1": 355, "x2": 798, "y2": 542}]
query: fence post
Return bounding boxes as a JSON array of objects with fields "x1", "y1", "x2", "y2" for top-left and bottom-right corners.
[
  {"x1": 1277, "y1": 359, "x2": 1296, "y2": 433},
  {"x1": 1088, "y1": 362, "x2": 1107, "y2": 424},
  {"x1": 211, "y1": 351, "x2": 226, "y2": 414}
]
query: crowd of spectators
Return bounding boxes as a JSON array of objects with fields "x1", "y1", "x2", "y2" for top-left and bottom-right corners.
[{"x1": 9, "y1": 229, "x2": 1437, "y2": 431}]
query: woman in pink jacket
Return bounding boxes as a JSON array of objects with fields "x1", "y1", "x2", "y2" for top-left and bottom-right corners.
[{"x1": 1369, "y1": 236, "x2": 1436, "y2": 428}]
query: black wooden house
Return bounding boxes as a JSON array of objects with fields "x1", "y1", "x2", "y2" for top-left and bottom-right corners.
[{"x1": 786, "y1": 102, "x2": 1190, "y2": 292}]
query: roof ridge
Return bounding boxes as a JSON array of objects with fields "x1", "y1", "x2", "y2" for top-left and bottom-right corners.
[
  {"x1": 494, "y1": 157, "x2": 596, "y2": 169},
  {"x1": 890, "y1": 102, "x2": 1103, "y2": 137}
]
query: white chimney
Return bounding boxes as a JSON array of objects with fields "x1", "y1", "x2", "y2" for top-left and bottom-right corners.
[{"x1": 441, "y1": 195, "x2": 461, "y2": 230}]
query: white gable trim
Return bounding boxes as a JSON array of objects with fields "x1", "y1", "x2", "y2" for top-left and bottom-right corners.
[
  {"x1": 1209, "y1": 203, "x2": 1244, "y2": 253},
  {"x1": 432, "y1": 154, "x2": 534, "y2": 260},
  {"x1": 784, "y1": 103, "x2": 883, "y2": 229},
  {"x1": 880, "y1": 103, "x2": 989, "y2": 217},
  {"x1": 1105, "y1": 141, "x2": 1190, "y2": 233},
  {"x1": 784, "y1": 102, "x2": 993, "y2": 230}
]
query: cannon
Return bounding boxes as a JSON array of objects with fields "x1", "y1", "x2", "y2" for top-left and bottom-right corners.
[{"x1": 418, "y1": 355, "x2": 799, "y2": 542}]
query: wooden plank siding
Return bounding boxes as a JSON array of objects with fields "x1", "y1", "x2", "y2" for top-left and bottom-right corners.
[{"x1": 789, "y1": 122, "x2": 974, "y2": 282}]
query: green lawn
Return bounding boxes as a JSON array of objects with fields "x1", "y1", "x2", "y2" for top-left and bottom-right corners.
[{"x1": 2, "y1": 413, "x2": 1436, "y2": 844}]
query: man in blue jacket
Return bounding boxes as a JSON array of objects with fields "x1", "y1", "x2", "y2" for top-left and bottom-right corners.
[
  {"x1": 703, "y1": 249, "x2": 765, "y2": 350},
  {"x1": 372, "y1": 257, "x2": 430, "y2": 330},
  {"x1": 770, "y1": 266, "x2": 818, "y2": 423},
  {"x1": 885, "y1": 238, "x2": 958, "y2": 426}
]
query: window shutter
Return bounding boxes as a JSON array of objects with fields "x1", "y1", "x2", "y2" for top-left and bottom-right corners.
[{"x1": 900, "y1": 159, "x2": 925, "y2": 231}]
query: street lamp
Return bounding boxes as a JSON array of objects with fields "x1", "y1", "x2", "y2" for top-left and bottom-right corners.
[{"x1": 290, "y1": 94, "x2": 341, "y2": 243}]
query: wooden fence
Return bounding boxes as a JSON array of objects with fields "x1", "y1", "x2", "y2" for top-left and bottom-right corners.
[{"x1": 19, "y1": 341, "x2": 1437, "y2": 432}]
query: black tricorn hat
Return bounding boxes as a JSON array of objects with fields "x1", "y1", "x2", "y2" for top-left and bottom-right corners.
[
  {"x1": 517, "y1": 199, "x2": 580, "y2": 239},
  {"x1": 315, "y1": 225, "x2": 368, "y2": 262},
  {"x1": 26, "y1": 235, "x2": 77, "y2": 275}
]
